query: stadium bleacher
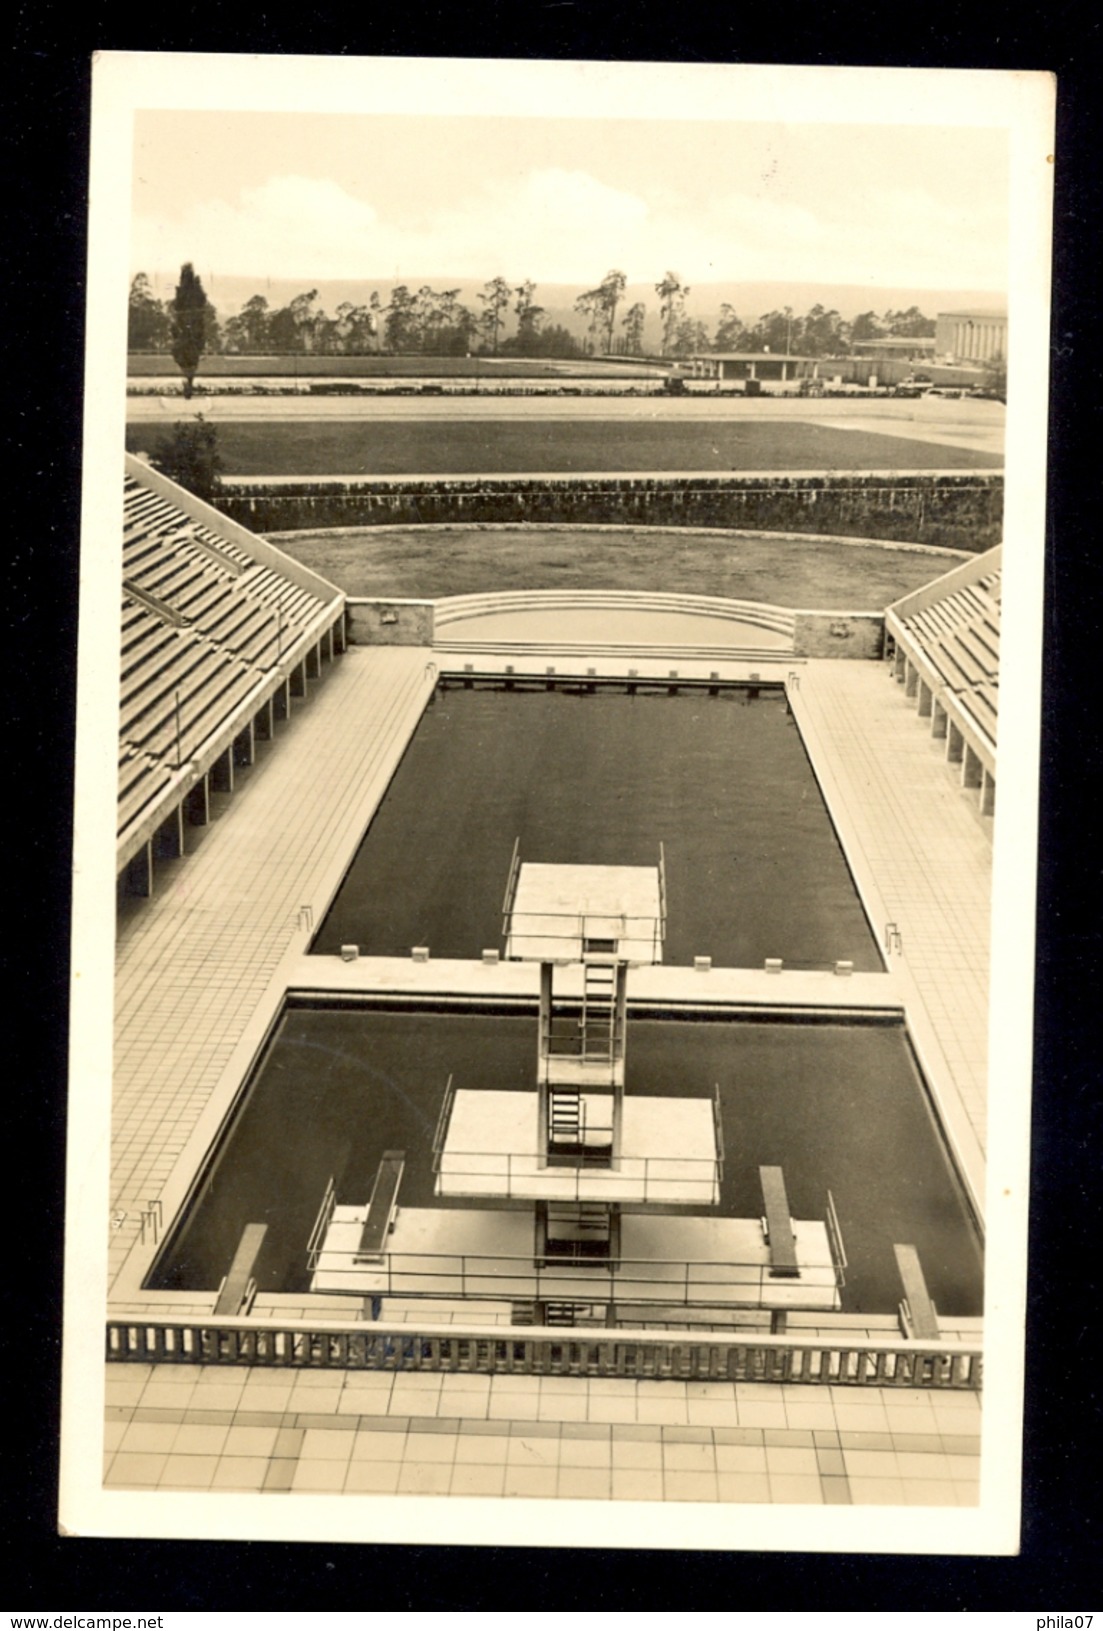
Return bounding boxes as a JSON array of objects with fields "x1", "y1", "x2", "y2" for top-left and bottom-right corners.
[
  {"x1": 885, "y1": 548, "x2": 1000, "y2": 814},
  {"x1": 118, "y1": 460, "x2": 345, "y2": 894}
]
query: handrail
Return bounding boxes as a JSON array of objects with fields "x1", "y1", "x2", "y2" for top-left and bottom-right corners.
[
  {"x1": 305, "y1": 1176, "x2": 337, "y2": 1272},
  {"x1": 825, "y1": 1188, "x2": 848, "y2": 1282},
  {"x1": 430, "y1": 1073, "x2": 455, "y2": 1162},
  {"x1": 106, "y1": 1315, "x2": 982, "y2": 1389},
  {"x1": 309, "y1": 1244, "x2": 837, "y2": 1307},
  {"x1": 501, "y1": 836, "x2": 522, "y2": 919},
  {"x1": 712, "y1": 1083, "x2": 726, "y2": 1182}
]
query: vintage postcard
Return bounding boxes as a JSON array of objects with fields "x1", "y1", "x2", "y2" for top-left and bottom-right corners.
[{"x1": 61, "y1": 54, "x2": 1055, "y2": 1552}]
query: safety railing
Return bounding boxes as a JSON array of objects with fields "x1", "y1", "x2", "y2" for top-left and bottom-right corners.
[
  {"x1": 106, "y1": 1317, "x2": 982, "y2": 1389},
  {"x1": 504, "y1": 909, "x2": 664, "y2": 962},
  {"x1": 305, "y1": 1245, "x2": 843, "y2": 1308},
  {"x1": 429, "y1": 1149, "x2": 721, "y2": 1203},
  {"x1": 305, "y1": 1176, "x2": 337, "y2": 1274}
]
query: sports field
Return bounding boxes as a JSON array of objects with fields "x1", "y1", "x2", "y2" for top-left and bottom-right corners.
[
  {"x1": 125, "y1": 416, "x2": 1003, "y2": 476},
  {"x1": 271, "y1": 524, "x2": 960, "y2": 603}
]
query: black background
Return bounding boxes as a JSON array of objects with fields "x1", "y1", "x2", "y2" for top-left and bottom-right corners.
[{"x1": 8, "y1": 6, "x2": 1100, "y2": 1611}]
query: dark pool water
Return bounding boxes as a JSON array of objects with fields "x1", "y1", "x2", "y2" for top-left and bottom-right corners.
[
  {"x1": 313, "y1": 687, "x2": 881, "y2": 971},
  {"x1": 150, "y1": 1008, "x2": 982, "y2": 1317}
]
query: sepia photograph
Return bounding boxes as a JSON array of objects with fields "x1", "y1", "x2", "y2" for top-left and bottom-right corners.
[{"x1": 60, "y1": 54, "x2": 1055, "y2": 1553}]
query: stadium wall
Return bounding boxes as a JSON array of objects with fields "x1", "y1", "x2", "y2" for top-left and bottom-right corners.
[{"x1": 218, "y1": 471, "x2": 1002, "y2": 552}]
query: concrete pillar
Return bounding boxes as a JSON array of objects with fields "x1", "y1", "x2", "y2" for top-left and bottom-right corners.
[
  {"x1": 962, "y1": 742, "x2": 983, "y2": 790},
  {"x1": 233, "y1": 720, "x2": 256, "y2": 768},
  {"x1": 946, "y1": 720, "x2": 964, "y2": 764},
  {"x1": 917, "y1": 679, "x2": 933, "y2": 719},
  {"x1": 904, "y1": 661, "x2": 919, "y2": 699},
  {"x1": 122, "y1": 841, "x2": 154, "y2": 897},
  {"x1": 335, "y1": 613, "x2": 347, "y2": 654},
  {"x1": 931, "y1": 698, "x2": 948, "y2": 740},
  {"x1": 210, "y1": 745, "x2": 234, "y2": 794},
  {"x1": 273, "y1": 679, "x2": 291, "y2": 722},
  {"x1": 980, "y1": 767, "x2": 996, "y2": 816},
  {"x1": 325, "y1": 625, "x2": 334, "y2": 664},
  {"x1": 154, "y1": 804, "x2": 185, "y2": 860},
  {"x1": 893, "y1": 647, "x2": 907, "y2": 682},
  {"x1": 185, "y1": 772, "x2": 210, "y2": 826}
]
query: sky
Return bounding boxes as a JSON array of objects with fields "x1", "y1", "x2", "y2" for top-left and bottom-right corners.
[{"x1": 130, "y1": 110, "x2": 1009, "y2": 297}]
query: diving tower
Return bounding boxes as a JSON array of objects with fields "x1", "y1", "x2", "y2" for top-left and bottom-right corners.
[{"x1": 308, "y1": 854, "x2": 846, "y2": 1322}]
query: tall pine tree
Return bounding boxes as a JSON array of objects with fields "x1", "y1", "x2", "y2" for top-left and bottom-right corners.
[{"x1": 171, "y1": 263, "x2": 210, "y2": 398}]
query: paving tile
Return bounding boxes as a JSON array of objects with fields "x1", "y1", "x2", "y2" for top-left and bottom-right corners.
[
  {"x1": 664, "y1": 1471, "x2": 719, "y2": 1502},
  {"x1": 402, "y1": 1434, "x2": 458, "y2": 1464},
  {"x1": 716, "y1": 1444, "x2": 768, "y2": 1474},
  {"x1": 119, "y1": 1421, "x2": 180, "y2": 1454},
  {"x1": 663, "y1": 1441, "x2": 717, "y2": 1472},
  {"x1": 537, "y1": 1395, "x2": 589, "y2": 1423},
  {"x1": 488, "y1": 1394, "x2": 540, "y2": 1421},
  {"x1": 714, "y1": 1427, "x2": 766, "y2": 1447},
  {"x1": 160, "y1": 1454, "x2": 219, "y2": 1488},
  {"x1": 560, "y1": 1422, "x2": 611, "y2": 1441},
  {"x1": 612, "y1": 1468, "x2": 665, "y2": 1501},
  {"x1": 559, "y1": 1437, "x2": 612, "y2": 1468},
  {"x1": 104, "y1": 1452, "x2": 167, "y2": 1487},
  {"x1": 844, "y1": 1449, "x2": 901, "y2": 1478},
  {"x1": 611, "y1": 1440, "x2": 663, "y2": 1471},
  {"x1": 503, "y1": 1466, "x2": 558, "y2": 1498},
  {"x1": 557, "y1": 1466, "x2": 611, "y2": 1500},
  {"x1": 343, "y1": 1460, "x2": 403, "y2": 1494},
  {"x1": 262, "y1": 1458, "x2": 298, "y2": 1491},
  {"x1": 409, "y1": 1416, "x2": 461, "y2": 1434},
  {"x1": 848, "y1": 1476, "x2": 907, "y2": 1506},
  {"x1": 765, "y1": 1447, "x2": 819, "y2": 1476},
  {"x1": 736, "y1": 1403, "x2": 789, "y2": 1429},
  {"x1": 300, "y1": 1427, "x2": 355, "y2": 1462},
  {"x1": 815, "y1": 1448, "x2": 847, "y2": 1476},
  {"x1": 612, "y1": 1424, "x2": 663, "y2": 1442},
  {"x1": 585, "y1": 1396, "x2": 637, "y2": 1424},
  {"x1": 782, "y1": 1402, "x2": 840, "y2": 1430},
  {"x1": 768, "y1": 1473, "x2": 824, "y2": 1504},
  {"x1": 507, "y1": 1435, "x2": 561, "y2": 1468},
  {"x1": 210, "y1": 1457, "x2": 271, "y2": 1490},
  {"x1": 351, "y1": 1428, "x2": 408, "y2": 1461},
  {"x1": 895, "y1": 1451, "x2": 954, "y2": 1480},
  {"x1": 449, "y1": 1463, "x2": 507, "y2": 1497},
  {"x1": 686, "y1": 1401, "x2": 739, "y2": 1426},
  {"x1": 291, "y1": 1460, "x2": 350, "y2": 1492},
  {"x1": 716, "y1": 1472, "x2": 771, "y2": 1503},
  {"x1": 821, "y1": 1477, "x2": 852, "y2": 1505},
  {"x1": 272, "y1": 1427, "x2": 304, "y2": 1458},
  {"x1": 454, "y1": 1435, "x2": 512, "y2": 1466},
  {"x1": 636, "y1": 1398, "x2": 690, "y2": 1426},
  {"x1": 397, "y1": 1462, "x2": 453, "y2": 1495}
]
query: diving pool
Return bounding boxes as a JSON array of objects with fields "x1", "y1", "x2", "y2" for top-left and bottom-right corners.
[
  {"x1": 313, "y1": 686, "x2": 882, "y2": 971},
  {"x1": 149, "y1": 1005, "x2": 983, "y2": 1317}
]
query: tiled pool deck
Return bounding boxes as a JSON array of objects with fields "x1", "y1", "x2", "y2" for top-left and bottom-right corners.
[{"x1": 106, "y1": 641, "x2": 991, "y2": 1505}]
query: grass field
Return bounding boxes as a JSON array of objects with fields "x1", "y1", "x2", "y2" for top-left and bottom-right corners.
[
  {"x1": 126, "y1": 417, "x2": 1002, "y2": 476},
  {"x1": 270, "y1": 524, "x2": 956, "y2": 604},
  {"x1": 126, "y1": 352, "x2": 654, "y2": 379}
]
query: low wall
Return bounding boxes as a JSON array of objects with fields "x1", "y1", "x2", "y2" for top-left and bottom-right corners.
[
  {"x1": 792, "y1": 612, "x2": 885, "y2": 660},
  {"x1": 346, "y1": 598, "x2": 435, "y2": 645},
  {"x1": 219, "y1": 471, "x2": 1003, "y2": 553}
]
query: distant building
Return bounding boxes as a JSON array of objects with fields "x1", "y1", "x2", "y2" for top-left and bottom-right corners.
[
  {"x1": 936, "y1": 310, "x2": 1007, "y2": 365},
  {"x1": 851, "y1": 336, "x2": 937, "y2": 363},
  {"x1": 687, "y1": 352, "x2": 819, "y2": 383}
]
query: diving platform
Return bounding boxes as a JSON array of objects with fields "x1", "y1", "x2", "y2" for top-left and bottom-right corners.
[
  {"x1": 504, "y1": 860, "x2": 665, "y2": 965},
  {"x1": 433, "y1": 1087, "x2": 722, "y2": 1205},
  {"x1": 309, "y1": 1204, "x2": 843, "y2": 1312}
]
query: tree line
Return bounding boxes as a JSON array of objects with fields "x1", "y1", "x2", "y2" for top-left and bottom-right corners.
[{"x1": 130, "y1": 264, "x2": 938, "y2": 385}]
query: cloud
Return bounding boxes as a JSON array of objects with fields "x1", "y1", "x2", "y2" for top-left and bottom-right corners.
[{"x1": 131, "y1": 165, "x2": 1006, "y2": 292}]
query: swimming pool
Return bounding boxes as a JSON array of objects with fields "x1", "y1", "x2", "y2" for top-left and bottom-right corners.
[
  {"x1": 148, "y1": 1005, "x2": 982, "y2": 1317},
  {"x1": 313, "y1": 686, "x2": 882, "y2": 971}
]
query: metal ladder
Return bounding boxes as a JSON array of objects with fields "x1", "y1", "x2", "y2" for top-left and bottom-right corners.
[
  {"x1": 548, "y1": 1088, "x2": 584, "y2": 1148},
  {"x1": 581, "y1": 955, "x2": 617, "y2": 1062}
]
